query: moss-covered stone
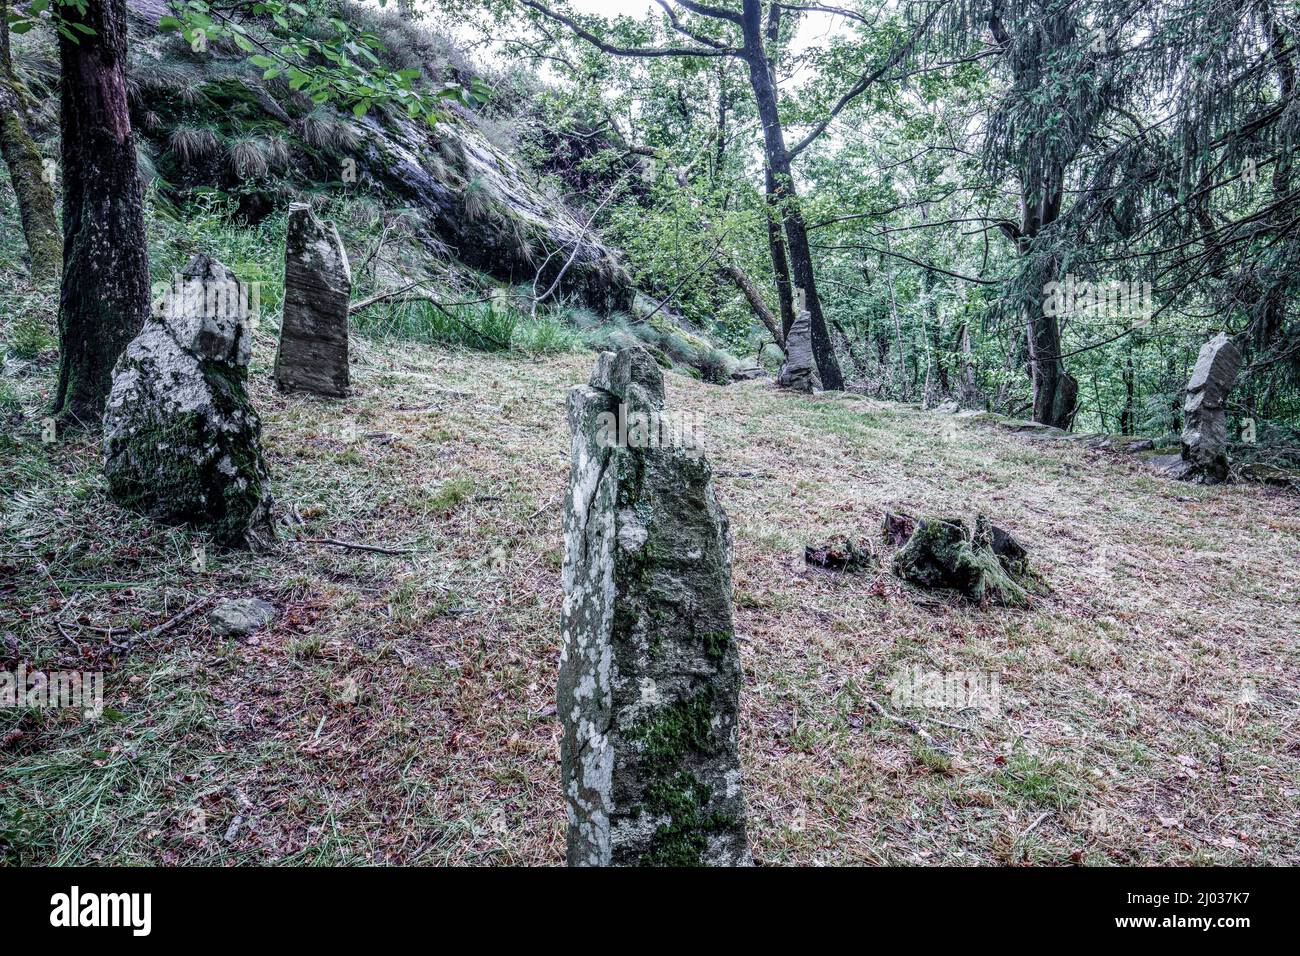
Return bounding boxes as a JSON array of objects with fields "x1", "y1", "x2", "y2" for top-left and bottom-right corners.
[
  {"x1": 559, "y1": 347, "x2": 749, "y2": 867},
  {"x1": 104, "y1": 255, "x2": 273, "y2": 549}
]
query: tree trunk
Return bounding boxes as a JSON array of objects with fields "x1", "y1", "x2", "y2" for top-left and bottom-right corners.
[
  {"x1": 1120, "y1": 353, "x2": 1135, "y2": 435},
  {"x1": 764, "y1": 165, "x2": 795, "y2": 338},
  {"x1": 958, "y1": 320, "x2": 978, "y2": 404},
  {"x1": 1009, "y1": 189, "x2": 1077, "y2": 429},
  {"x1": 740, "y1": 0, "x2": 843, "y2": 389},
  {"x1": 0, "y1": 2, "x2": 61, "y2": 281},
  {"x1": 1025, "y1": 294, "x2": 1077, "y2": 428},
  {"x1": 53, "y1": 0, "x2": 149, "y2": 427}
]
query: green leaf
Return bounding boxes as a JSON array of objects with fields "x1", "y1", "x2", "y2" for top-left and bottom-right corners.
[{"x1": 249, "y1": 54, "x2": 277, "y2": 68}]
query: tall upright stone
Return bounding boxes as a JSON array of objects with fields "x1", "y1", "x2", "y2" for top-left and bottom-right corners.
[
  {"x1": 777, "y1": 307, "x2": 820, "y2": 394},
  {"x1": 104, "y1": 255, "x2": 273, "y2": 549},
  {"x1": 1180, "y1": 332, "x2": 1242, "y2": 482},
  {"x1": 560, "y1": 346, "x2": 749, "y2": 867},
  {"x1": 275, "y1": 203, "x2": 352, "y2": 398}
]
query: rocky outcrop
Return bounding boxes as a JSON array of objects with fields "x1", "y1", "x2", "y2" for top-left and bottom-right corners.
[
  {"x1": 104, "y1": 255, "x2": 273, "y2": 549},
  {"x1": 559, "y1": 346, "x2": 749, "y2": 867},
  {"x1": 357, "y1": 110, "x2": 635, "y2": 315},
  {"x1": 123, "y1": 0, "x2": 634, "y2": 316},
  {"x1": 275, "y1": 203, "x2": 352, "y2": 398}
]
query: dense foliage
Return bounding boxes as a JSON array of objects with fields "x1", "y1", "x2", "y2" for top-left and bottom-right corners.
[{"x1": 453, "y1": 0, "x2": 1299, "y2": 445}]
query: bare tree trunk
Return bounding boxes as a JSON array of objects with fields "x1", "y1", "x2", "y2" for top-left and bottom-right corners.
[
  {"x1": 740, "y1": 0, "x2": 842, "y2": 389},
  {"x1": 1022, "y1": 247, "x2": 1077, "y2": 429},
  {"x1": 53, "y1": 0, "x2": 149, "y2": 427},
  {"x1": 0, "y1": 1, "x2": 61, "y2": 281},
  {"x1": 958, "y1": 320, "x2": 978, "y2": 405},
  {"x1": 765, "y1": 165, "x2": 795, "y2": 338}
]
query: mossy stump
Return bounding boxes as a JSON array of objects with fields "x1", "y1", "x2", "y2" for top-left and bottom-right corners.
[
  {"x1": 559, "y1": 346, "x2": 750, "y2": 866},
  {"x1": 892, "y1": 515, "x2": 1031, "y2": 607}
]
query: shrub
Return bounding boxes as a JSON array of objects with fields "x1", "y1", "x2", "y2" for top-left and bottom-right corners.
[{"x1": 5, "y1": 313, "x2": 55, "y2": 361}]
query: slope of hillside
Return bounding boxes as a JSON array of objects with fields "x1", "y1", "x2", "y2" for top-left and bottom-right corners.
[{"x1": 2, "y1": 330, "x2": 1297, "y2": 865}]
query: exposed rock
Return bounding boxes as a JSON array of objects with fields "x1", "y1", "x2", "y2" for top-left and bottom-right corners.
[
  {"x1": 1179, "y1": 332, "x2": 1243, "y2": 483},
  {"x1": 1236, "y1": 462, "x2": 1300, "y2": 489},
  {"x1": 104, "y1": 255, "x2": 273, "y2": 549},
  {"x1": 275, "y1": 203, "x2": 352, "y2": 398},
  {"x1": 730, "y1": 365, "x2": 769, "y2": 382},
  {"x1": 560, "y1": 346, "x2": 749, "y2": 867},
  {"x1": 891, "y1": 515, "x2": 1032, "y2": 607},
  {"x1": 805, "y1": 539, "x2": 877, "y2": 573},
  {"x1": 932, "y1": 399, "x2": 961, "y2": 414},
  {"x1": 882, "y1": 512, "x2": 917, "y2": 547},
  {"x1": 357, "y1": 112, "x2": 634, "y2": 315},
  {"x1": 777, "y1": 309, "x2": 821, "y2": 394},
  {"x1": 210, "y1": 598, "x2": 276, "y2": 637},
  {"x1": 1151, "y1": 452, "x2": 1195, "y2": 480},
  {"x1": 999, "y1": 419, "x2": 1067, "y2": 437}
]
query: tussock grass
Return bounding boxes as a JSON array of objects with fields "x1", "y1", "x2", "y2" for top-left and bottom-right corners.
[{"x1": 1, "y1": 335, "x2": 1298, "y2": 865}]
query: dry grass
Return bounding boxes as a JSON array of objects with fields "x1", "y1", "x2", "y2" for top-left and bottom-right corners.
[{"x1": 2, "y1": 335, "x2": 1298, "y2": 865}]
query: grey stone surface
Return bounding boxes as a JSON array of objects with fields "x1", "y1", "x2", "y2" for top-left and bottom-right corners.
[
  {"x1": 1179, "y1": 333, "x2": 1242, "y2": 482},
  {"x1": 560, "y1": 346, "x2": 749, "y2": 867},
  {"x1": 104, "y1": 255, "x2": 273, "y2": 549},
  {"x1": 275, "y1": 203, "x2": 352, "y2": 398},
  {"x1": 210, "y1": 598, "x2": 276, "y2": 637},
  {"x1": 777, "y1": 309, "x2": 820, "y2": 394}
]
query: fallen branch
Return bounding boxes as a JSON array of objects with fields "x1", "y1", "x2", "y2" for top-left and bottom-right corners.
[
  {"x1": 865, "y1": 696, "x2": 970, "y2": 739},
  {"x1": 58, "y1": 598, "x2": 208, "y2": 654},
  {"x1": 116, "y1": 600, "x2": 208, "y2": 654},
  {"x1": 299, "y1": 538, "x2": 419, "y2": 556}
]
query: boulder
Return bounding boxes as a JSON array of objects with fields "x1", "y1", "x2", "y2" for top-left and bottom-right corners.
[
  {"x1": 1179, "y1": 332, "x2": 1243, "y2": 482},
  {"x1": 274, "y1": 203, "x2": 352, "y2": 398},
  {"x1": 777, "y1": 309, "x2": 820, "y2": 394},
  {"x1": 559, "y1": 346, "x2": 749, "y2": 866},
  {"x1": 104, "y1": 255, "x2": 273, "y2": 549}
]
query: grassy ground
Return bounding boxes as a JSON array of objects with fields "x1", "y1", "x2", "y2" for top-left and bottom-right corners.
[{"x1": 2, "y1": 328, "x2": 1298, "y2": 866}]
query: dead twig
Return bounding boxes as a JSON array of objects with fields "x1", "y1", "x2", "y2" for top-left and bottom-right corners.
[
  {"x1": 527, "y1": 498, "x2": 560, "y2": 521},
  {"x1": 1016, "y1": 811, "x2": 1052, "y2": 844}
]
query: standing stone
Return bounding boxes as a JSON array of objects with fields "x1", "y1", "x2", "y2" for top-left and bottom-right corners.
[
  {"x1": 104, "y1": 255, "x2": 273, "y2": 549},
  {"x1": 1180, "y1": 332, "x2": 1242, "y2": 482},
  {"x1": 777, "y1": 308, "x2": 821, "y2": 394},
  {"x1": 560, "y1": 346, "x2": 749, "y2": 867},
  {"x1": 274, "y1": 203, "x2": 352, "y2": 397}
]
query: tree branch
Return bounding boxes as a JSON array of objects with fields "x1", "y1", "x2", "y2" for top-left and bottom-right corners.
[
  {"x1": 520, "y1": 0, "x2": 738, "y2": 57},
  {"x1": 786, "y1": 0, "x2": 950, "y2": 159}
]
